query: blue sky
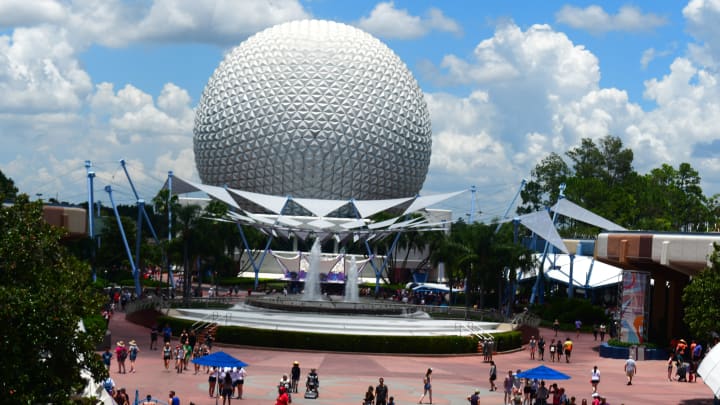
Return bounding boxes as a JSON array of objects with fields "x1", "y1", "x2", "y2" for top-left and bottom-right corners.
[{"x1": 1, "y1": 0, "x2": 718, "y2": 222}]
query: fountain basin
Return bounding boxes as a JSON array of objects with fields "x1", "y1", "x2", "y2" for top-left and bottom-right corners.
[{"x1": 245, "y1": 295, "x2": 425, "y2": 316}]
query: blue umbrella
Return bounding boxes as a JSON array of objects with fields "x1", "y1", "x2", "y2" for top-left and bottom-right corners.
[
  {"x1": 516, "y1": 365, "x2": 571, "y2": 380},
  {"x1": 192, "y1": 351, "x2": 248, "y2": 368},
  {"x1": 193, "y1": 352, "x2": 249, "y2": 405}
]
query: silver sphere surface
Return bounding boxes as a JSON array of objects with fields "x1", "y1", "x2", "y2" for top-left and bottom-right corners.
[{"x1": 193, "y1": 19, "x2": 432, "y2": 200}]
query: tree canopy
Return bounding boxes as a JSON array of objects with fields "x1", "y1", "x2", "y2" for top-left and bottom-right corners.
[
  {"x1": 519, "y1": 134, "x2": 715, "y2": 234},
  {"x1": 682, "y1": 244, "x2": 720, "y2": 340},
  {"x1": 0, "y1": 193, "x2": 106, "y2": 403}
]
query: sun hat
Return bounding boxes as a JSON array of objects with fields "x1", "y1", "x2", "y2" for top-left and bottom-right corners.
[
  {"x1": 293, "y1": 361, "x2": 299, "y2": 365},
  {"x1": 129, "y1": 340, "x2": 136, "y2": 345},
  {"x1": 117, "y1": 341, "x2": 124, "y2": 346}
]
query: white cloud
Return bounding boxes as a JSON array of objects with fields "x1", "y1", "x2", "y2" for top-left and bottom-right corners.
[
  {"x1": 133, "y1": 0, "x2": 309, "y2": 45},
  {"x1": 422, "y1": 20, "x2": 720, "y2": 203},
  {"x1": 0, "y1": 27, "x2": 91, "y2": 112},
  {"x1": 556, "y1": 5, "x2": 667, "y2": 34},
  {"x1": 684, "y1": 0, "x2": 720, "y2": 68},
  {"x1": 357, "y1": 2, "x2": 461, "y2": 39},
  {"x1": 0, "y1": 0, "x2": 66, "y2": 27}
]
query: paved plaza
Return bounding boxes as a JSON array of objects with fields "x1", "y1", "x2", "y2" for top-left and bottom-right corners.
[{"x1": 104, "y1": 308, "x2": 715, "y2": 405}]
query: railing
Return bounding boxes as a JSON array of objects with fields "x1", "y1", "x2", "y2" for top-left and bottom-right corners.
[
  {"x1": 191, "y1": 311, "x2": 220, "y2": 333},
  {"x1": 457, "y1": 322, "x2": 495, "y2": 341}
]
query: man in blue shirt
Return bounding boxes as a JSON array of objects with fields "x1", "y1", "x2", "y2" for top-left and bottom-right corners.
[{"x1": 169, "y1": 390, "x2": 180, "y2": 405}]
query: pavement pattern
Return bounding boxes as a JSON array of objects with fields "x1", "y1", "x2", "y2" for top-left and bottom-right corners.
[{"x1": 103, "y1": 308, "x2": 715, "y2": 405}]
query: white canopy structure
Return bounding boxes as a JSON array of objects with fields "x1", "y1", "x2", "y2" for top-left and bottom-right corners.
[
  {"x1": 518, "y1": 253, "x2": 623, "y2": 289},
  {"x1": 167, "y1": 176, "x2": 466, "y2": 241}
]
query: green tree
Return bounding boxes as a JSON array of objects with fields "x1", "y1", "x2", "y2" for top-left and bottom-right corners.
[
  {"x1": 0, "y1": 169, "x2": 18, "y2": 201},
  {"x1": 0, "y1": 194, "x2": 106, "y2": 403},
  {"x1": 682, "y1": 244, "x2": 720, "y2": 339}
]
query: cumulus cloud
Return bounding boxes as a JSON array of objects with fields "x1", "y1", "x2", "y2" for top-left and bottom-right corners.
[
  {"x1": 133, "y1": 0, "x2": 309, "y2": 45},
  {"x1": 0, "y1": 0, "x2": 66, "y2": 27},
  {"x1": 0, "y1": 27, "x2": 91, "y2": 113},
  {"x1": 357, "y1": 2, "x2": 461, "y2": 39},
  {"x1": 556, "y1": 5, "x2": 667, "y2": 34},
  {"x1": 422, "y1": 19, "x2": 720, "y2": 202},
  {"x1": 684, "y1": 0, "x2": 720, "y2": 68}
]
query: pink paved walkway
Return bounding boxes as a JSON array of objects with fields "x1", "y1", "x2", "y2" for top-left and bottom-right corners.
[{"x1": 104, "y1": 311, "x2": 715, "y2": 405}]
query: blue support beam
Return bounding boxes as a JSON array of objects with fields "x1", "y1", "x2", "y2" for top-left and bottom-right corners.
[
  {"x1": 85, "y1": 160, "x2": 96, "y2": 282},
  {"x1": 105, "y1": 185, "x2": 142, "y2": 297}
]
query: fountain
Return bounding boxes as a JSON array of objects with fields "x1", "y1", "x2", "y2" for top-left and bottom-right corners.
[
  {"x1": 302, "y1": 238, "x2": 322, "y2": 301},
  {"x1": 344, "y1": 256, "x2": 359, "y2": 302}
]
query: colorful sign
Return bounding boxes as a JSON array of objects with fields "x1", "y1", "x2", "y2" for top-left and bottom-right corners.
[{"x1": 620, "y1": 271, "x2": 650, "y2": 343}]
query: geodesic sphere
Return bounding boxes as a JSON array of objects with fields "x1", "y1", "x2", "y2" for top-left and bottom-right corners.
[{"x1": 193, "y1": 19, "x2": 432, "y2": 200}]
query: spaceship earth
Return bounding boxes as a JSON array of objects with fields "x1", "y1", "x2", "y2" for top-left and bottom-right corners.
[{"x1": 193, "y1": 19, "x2": 432, "y2": 201}]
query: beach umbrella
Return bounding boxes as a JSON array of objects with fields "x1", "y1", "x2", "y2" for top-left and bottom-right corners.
[
  {"x1": 192, "y1": 351, "x2": 249, "y2": 405},
  {"x1": 516, "y1": 365, "x2": 571, "y2": 380},
  {"x1": 698, "y1": 343, "x2": 720, "y2": 397},
  {"x1": 192, "y1": 351, "x2": 248, "y2": 368}
]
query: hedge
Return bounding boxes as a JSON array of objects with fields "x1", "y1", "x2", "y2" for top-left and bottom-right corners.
[{"x1": 156, "y1": 315, "x2": 521, "y2": 354}]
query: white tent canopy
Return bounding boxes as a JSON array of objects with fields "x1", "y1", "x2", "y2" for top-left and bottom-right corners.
[
  {"x1": 698, "y1": 342, "x2": 720, "y2": 397},
  {"x1": 518, "y1": 253, "x2": 623, "y2": 288},
  {"x1": 164, "y1": 176, "x2": 466, "y2": 240},
  {"x1": 551, "y1": 199, "x2": 626, "y2": 231}
]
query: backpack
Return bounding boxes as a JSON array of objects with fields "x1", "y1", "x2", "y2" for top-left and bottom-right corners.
[{"x1": 119, "y1": 347, "x2": 128, "y2": 360}]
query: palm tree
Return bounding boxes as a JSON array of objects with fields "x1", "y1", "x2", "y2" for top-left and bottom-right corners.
[{"x1": 175, "y1": 204, "x2": 201, "y2": 301}]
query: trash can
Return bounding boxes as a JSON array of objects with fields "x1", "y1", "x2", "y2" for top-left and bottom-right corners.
[{"x1": 637, "y1": 345, "x2": 646, "y2": 361}]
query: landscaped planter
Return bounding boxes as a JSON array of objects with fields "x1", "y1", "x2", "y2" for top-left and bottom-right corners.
[{"x1": 599, "y1": 342, "x2": 667, "y2": 360}]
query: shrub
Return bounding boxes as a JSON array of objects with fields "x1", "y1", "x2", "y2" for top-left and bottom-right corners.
[{"x1": 156, "y1": 316, "x2": 522, "y2": 354}]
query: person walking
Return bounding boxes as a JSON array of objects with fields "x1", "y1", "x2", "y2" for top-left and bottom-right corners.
[
  {"x1": 222, "y1": 371, "x2": 234, "y2": 405},
  {"x1": 150, "y1": 324, "x2": 158, "y2": 350},
  {"x1": 168, "y1": 390, "x2": 180, "y2": 405},
  {"x1": 208, "y1": 367, "x2": 218, "y2": 398},
  {"x1": 235, "y1": 366, "x2": 247, "y2": 399},
  {"x1": 467, "y1": 388, "x2": 480, "y2": 405},
  {"x1": 599, "y1": 324, "x2": 606, "y2": 341},
  {"x1": 290, "y1": 361, "x2": 301, "y2": 393},
  {"x1": 162, "y1": 342, "x2": 172, "y2": 370},
  {"x1": 529, "y1": 336, "x2": 537, "y2": 360},
  {"x1": 563, "y1": 337, "x2": 573, "y2": 363},
  {"x1": 575, "y1": 320, "x2": 582, "y2": 339},
  {"x1": 128, "y1": 340, "x2": 140, "y2": 373},
  {"x1": 102, "y1": 347, "x2": 112, "y2": 370},
  {"x1": 503, "y1": 370, "x2": 514, "y2": 404},
  {"x1": 489, "y1": 361, "x2": 497, "y2": 391},
  {"x1": 590, "y1": 365, "x2": 600, "y2": 393},
  {"x1": 538, "y1": 336, "x2": 545, "y2": 361},
  {"x1": 549, "y1": 339, "x2": 556, "y2": 362},
  {"x1": 162, "y1": 324, "x2": 172, "y2": 344},
  {"x1": 625, "y1": 354, "x2": 637, "y2": 385},
  {"x1": 115, "y1": 341, "x2": 127, "y2": 374},
  {"x1": 553, "y1": 319, "x2": 560, "y2": 336},
  {"x1": 376, "y1": 377, "x2": 389, "y2": 405},
  {"x1": 667, "y1": 354, "x2": 675, "y2": 381},
  {"x1": 556, "y1": 340, "x2": 564, "y2": 363},
  {"x1": 418, "y1": 368, "x2": 433, "y2": 404},
  {"x1": 364, "y1": 385, "x2": 375, "y2": 405},
  {"x1": 275, "y1": 385, "x2": 290, "y2": 405}
]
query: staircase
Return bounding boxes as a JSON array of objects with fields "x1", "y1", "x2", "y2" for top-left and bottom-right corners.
[
  {"x1": 192, "y1": 311, "x2": 220, "y2": 347},
  {"x1": 196, "y1": 323, "x2": 218, "y2": 347}
]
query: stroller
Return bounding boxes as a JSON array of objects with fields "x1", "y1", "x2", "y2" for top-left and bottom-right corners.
[{"x1": 304, "y1": 369, "x2": 319, "y2": 399}]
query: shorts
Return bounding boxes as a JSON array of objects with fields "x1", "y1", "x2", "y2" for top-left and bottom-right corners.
[{"x1": 222, "y1": 388, "x2": 233, "y2": 397}]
